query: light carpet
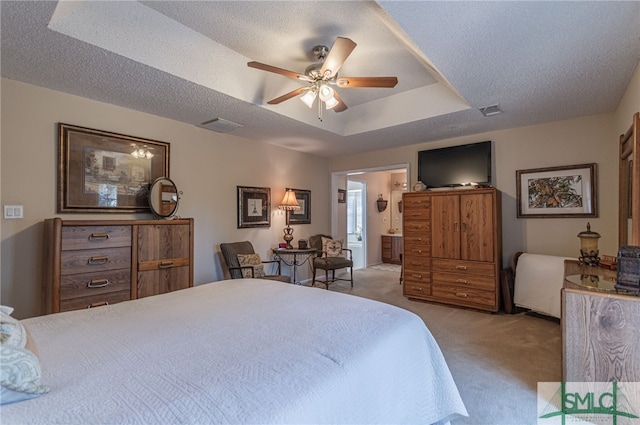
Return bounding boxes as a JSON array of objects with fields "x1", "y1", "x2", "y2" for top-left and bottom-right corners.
[{"x1": 319, "y1": 266, "x2": 561, "y2": 425}]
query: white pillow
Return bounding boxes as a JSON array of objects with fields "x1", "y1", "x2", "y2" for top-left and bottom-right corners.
[
  {"x1": 0, "y1": 306, "x2": 26, "y2": 348},
  {"x1": 0, "y1": 306, "x2": 49, "y2": 405},
  {"x1": 237, "y1": 253, "x2": 266, "y2": 278},
  {"x1": 321, "y1": 237, "x2": 345, "y2": 258}
]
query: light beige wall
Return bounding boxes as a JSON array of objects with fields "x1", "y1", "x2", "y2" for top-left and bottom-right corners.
[
  {"x1": 332, "y1": 113, "x2": 627, "y2": 266},
  {"x1": 1, "y1": 79, "x2": 331, "y2": 319},
  {"x1": 614, "y1": 62, "x2": 640, "y2": 141}
]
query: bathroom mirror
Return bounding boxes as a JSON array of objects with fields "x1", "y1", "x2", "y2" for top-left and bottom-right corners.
[{"x1": 149, "y1": 177, "x2": 180, "y2": 219}]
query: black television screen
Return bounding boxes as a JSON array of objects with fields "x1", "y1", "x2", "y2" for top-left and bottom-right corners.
[{"x1": 417, "y1": 141, "x2": 492, "y2": 188}]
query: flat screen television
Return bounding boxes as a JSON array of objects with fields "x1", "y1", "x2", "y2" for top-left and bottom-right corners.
[{"x1": 417, "y1": 141, "x2": 492, "y2": 188}]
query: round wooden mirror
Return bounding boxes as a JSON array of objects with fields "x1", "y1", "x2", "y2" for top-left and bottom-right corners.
[{"x1": 149, "y1": 177, "x2": 180, "y2": 219}]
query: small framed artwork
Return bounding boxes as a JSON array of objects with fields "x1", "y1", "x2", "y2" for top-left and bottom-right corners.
[
  {"x1": 338, "y1": 189, "x2": 346, "y2": 203},
  {"x1": 516, "y1": 163, "x2": 597, "y2": 218},
  {"x1": 237, "y1": 186, "x2": 271, "y2": 228},
  {"x1": 287, "y1": 188, "x2": 310, "y2": 224},
  {"x1": 57, "y1": 123, "x2": 169, "y2": 213}
]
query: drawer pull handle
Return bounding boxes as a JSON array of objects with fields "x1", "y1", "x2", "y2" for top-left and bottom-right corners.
[
  {"x1": 411, "y1": 286, "x2": 423, "y2": 292},
  {"x1": 87, "y1": 279, "x2": 109, "y2": 288},
  {"x1": 455, "y1": 293, "x2": 468, "y2": 298},
  {"x1": 456, "y1": 279, "x2": 468, "y2": 284},
  {"x1": 159, "y1": 261, "x2": 174, "y2": 269},
  {"x1": 455, "y1": 265, "x2": 467, "y2": 270},
  {"x1": 87, "y1": 256, "x2": 109, "y2": 265},
  {"x1": 89, "y1": 233, "x2": 110, "y2": 241},
  {"x1": 87, "y1": 301, "x2": 109, "y2": 308},
  {"x1": 411, "y1": 274, "x2": 422, "y2": 279},
  {"x1": 411, "y1": 213, "x2": 422, "y2": 217}
]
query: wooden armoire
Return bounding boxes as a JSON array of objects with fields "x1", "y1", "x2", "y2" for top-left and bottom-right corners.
[{"x1": 402, "y1": 187, "x2": 502, "y2": 312}]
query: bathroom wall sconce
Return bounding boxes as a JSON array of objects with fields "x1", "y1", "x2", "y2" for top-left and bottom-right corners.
[{"x1": 376, "y1": 194, "x2": 388, "y2": 213}]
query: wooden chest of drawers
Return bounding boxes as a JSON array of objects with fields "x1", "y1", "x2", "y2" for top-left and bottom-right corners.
[
  {"x1": 43, "y1": 218, "x2": 193, "y2": 314},
  {"x1": 381, "y1": 235, "x2": 403, "y2": 264},
  {"x1": 402, "y1": 189, "x2": 502, "y2": 312}
]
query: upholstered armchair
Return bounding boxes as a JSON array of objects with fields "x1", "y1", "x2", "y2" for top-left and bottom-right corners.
[
  {"x1": 220, "y1": 241, "x2": 290, "y2": 283},
  {"x1": 308, "y1": 234, "x2": 354, "y2": 289}
]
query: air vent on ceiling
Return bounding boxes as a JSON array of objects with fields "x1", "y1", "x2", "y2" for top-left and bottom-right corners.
[
  {"x1": 198, "y1": 118, "x2": 243, "y2": 133},
  {"x1": 478, "y1": 105, "x2": 503, "y2": 117}
]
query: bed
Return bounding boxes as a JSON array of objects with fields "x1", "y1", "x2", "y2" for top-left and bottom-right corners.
[
  {"x1": 2, "y1": 279, "x2": 467, "y2": 424},
  {"x1": 512, "y1": 252, "x2": 574, "y2": 318}
]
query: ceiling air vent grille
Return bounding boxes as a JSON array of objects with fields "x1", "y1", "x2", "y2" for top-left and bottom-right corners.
[
  {"x1": 199, "y1": 118, "x2": 243, "y2": 133},
  {"x1": 478, "y1": 105, "x2": 502, "y2": 117}
]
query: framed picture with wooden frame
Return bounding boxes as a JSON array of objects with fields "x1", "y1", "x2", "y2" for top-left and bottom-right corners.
[
  {"x1": 338, "y1": 189, "x2": 346, "y2": 203},
  {"x1": 516, "y1": 163, "x2": 597, "y2": 218},
  {"x1": 57, "y1": 123, "x2": 169, "y2": 213},
  {"x1": 237, "y1": 186, "x2": 271, "y2": 228},
  {"x1": 287, "y1": 188, "x2": 310, "y2": 224}
]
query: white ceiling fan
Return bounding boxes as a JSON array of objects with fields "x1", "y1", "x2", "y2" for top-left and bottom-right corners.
[{"x1": 248, "y1": 37, "x2": 398, "y2": 120}]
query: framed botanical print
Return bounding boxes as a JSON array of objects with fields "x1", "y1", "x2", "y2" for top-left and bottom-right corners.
[{"x1": 516, "y1": 163, "x2": 597, "y2": 218}]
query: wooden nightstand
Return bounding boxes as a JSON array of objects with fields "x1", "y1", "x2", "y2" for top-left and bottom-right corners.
[{"x1": 562, "y1": 260, "x2": 640, "y2": 382}]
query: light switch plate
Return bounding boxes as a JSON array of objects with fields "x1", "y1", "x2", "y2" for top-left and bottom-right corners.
[{"x1": 4, "y1": 205, "x2": 24, "y2": 219}]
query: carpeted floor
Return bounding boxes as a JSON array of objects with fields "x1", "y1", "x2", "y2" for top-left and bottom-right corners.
[{"x1": 318, "y1": 266, "x2": 562, "y2": 425}]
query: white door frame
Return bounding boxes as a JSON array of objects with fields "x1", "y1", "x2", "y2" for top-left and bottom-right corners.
[
  {"x1": 331, "y1": 162, "x2": 411, "y2": 259},
  {"x1": 346, "y1": 179, "x2": 367, "y2": 269}
]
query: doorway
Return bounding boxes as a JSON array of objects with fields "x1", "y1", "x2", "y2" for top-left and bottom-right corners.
[
  {"x1": 347, "y1": 179, "x2": 366, "y2": 269},
  {"x1": 331, "y1": 162, "x2": 410, "y2": 269}
]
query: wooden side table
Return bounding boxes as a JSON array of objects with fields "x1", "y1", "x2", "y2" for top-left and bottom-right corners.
[{"x1": 562, "y1": 260, "x2": 640, "y2": 382}]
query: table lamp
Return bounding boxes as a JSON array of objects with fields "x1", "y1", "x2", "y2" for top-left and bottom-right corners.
[
  {"x1": 278, "y1": 189, "x2": 300, "y2": 249},
  {"x1": 577, "y1": 222, "x2": 601, "y2": 266}
]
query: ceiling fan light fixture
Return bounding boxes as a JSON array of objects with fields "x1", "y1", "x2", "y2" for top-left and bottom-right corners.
[
  {"x1": 300, "y1": 90, "x2": 317, "y2": 108},
  {"x1": 247, "y1": 37, "x2": 397, "y2": 121},
  {"x1": 318, "y1": 85, "x2": 335, "y2": 102},
  {"x1": 324, "y1": 96, "x2": 339, "y2": 110}
]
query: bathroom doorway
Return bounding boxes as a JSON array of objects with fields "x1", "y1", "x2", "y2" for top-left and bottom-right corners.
[{"x1": 346, "y1": 179, "x2": 366, "y2": 270}]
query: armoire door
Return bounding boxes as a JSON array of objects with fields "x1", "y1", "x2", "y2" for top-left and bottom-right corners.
[
  {"x1": 431, "y1": 194, "x2": 460, "y2": 259},
  {"x1": 460, "y1": 193, "x2": 494, "y2": 262}
]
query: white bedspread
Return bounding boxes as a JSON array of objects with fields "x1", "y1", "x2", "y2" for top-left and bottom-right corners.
[{"x1": 2, "y1": 279, "x2": 466, "y2": 424}]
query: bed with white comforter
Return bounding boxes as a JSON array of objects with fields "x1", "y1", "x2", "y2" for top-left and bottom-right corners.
[{"x1": 2, "y1": 279, "x2": 466, "y2": 424}]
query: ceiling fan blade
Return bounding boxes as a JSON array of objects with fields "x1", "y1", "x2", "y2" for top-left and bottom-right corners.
[
  {"x1": 320, "y1": 37, "x2": 357, "y2": 79},
  {"x1": 336, "y1": 77, "x2": 398, "y2": 88},
  {"x1": 331, "y1": 91, "x2": 348, "y2": 112},
  {"x1": 267, "y1": 87, "x2": 308, "y2": 105},
  {"x1": 248, "y1": 61, "x2": 312, "y2": 82}
]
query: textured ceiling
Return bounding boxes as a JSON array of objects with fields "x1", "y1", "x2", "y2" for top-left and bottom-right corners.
[{"x1": 2, "y1": 1, "x2": 639, "y2": 158}]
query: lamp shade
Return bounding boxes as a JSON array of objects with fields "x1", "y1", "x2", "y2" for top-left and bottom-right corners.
[
  {"x1": 278, "y1": 190, "x2": 300, "y2": 211},
  {"x1": 324, "y1": 96, "x2": 339, "y2": 110},
  {"x1": 300, "y1": 90, "x2": 317, "y2": 108},
  {"x1": 318, "y1": 85, "x2": 335, "y2": 102}
]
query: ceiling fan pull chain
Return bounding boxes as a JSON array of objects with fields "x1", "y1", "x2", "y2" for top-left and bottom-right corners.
[{"x1": 318, "y1": 96, "x2": 323, "y2": 121}]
